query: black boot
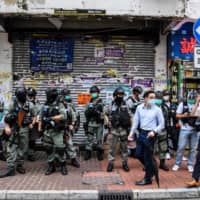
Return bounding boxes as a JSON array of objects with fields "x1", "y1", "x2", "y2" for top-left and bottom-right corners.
[
  {"x1": 45, "y1": 162, "x2": 56, "y2": 175},
  {"x1": 16, "y1": 164, "x2": 26, "y2": 174},
  {"x1": 107, "y1": 162, "x2": 114, "y2": 172},
  {"x1": 0, "y1": 167, "x2": 15, "y2": 178},
  {"x1": 71, "y1": 158, "x2": 80, "y2": 168},
  {"x1": 28, "y1": 155, "x2": 35, "y2": 162},
  {"x1": 159, "y1": 159, "x2": 169, "y2": 171},
  {"x1": 122, "y1": 161, "x2": 130, "y2": 172},
  {"x1": 61, "y1": 162, "x2": 68, "y2": 175},
  {"x1": 97, "y1": 150, "x2": 104, "y2": 161},
  {"x1": 84, "y1": 150, "x2": 92, "y2": 160},
  {"x1": 0, "y1": 152, "x2": 6, "y2": 161}
]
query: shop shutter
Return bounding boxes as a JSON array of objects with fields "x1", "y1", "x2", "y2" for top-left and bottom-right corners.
[{"x1": 12, "y1": 32, "x2": 155, "y2": 145}]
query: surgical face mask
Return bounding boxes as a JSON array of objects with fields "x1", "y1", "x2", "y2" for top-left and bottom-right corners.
[
  {"x1": 154, "y1": 99, "x2": 163, "y2": 106},
  {"x1": 188, "y1": 99, "x2": 195, "y2": 105},
  {"x1": 163, "y1": 95, "x2": 170, "y2": 101},
  {"x1": 148, "y1": 99, "x2": 156, "y2": 105},
  {"x1": 65, "y1": 95, "x2": 71, "y2": 102},
  {"x1": 91, "y1": 93, "x2": 98, "y2": 99}
]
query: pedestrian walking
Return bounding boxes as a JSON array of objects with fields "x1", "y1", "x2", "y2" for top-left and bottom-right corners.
[{"x1": 128, "y1": 90, "x2": 164, "y2": 186}]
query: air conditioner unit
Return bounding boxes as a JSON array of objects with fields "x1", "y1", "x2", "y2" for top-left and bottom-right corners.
[{"x1": 194, "y1": 46, "x2": 200, "y2": 68}]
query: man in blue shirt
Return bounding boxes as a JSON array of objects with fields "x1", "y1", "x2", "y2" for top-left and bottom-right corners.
[{"x1": 128, "y1": 90, "x2": 164, "y2": 186}]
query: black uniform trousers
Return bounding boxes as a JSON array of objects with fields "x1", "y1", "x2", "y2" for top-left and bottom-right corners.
[
  {"x1": 192, "y1": 137, "x2": 200, "y2": 181},
  {"x1": 135, "y1": 130, "x2": 156, "y2": 181}
]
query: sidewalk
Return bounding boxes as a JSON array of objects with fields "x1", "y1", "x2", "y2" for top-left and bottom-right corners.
[{"x1": 0, "y1": 152, "x2": 195, "y2": 190}]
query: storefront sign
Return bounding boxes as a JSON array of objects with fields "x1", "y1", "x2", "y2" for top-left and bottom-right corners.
[
  {"x1": 168, "y1": 35, "x2": 196, "y2": 60},
  {"x1": 30, "y1": 37, "x2": 74, "y2": 72}
]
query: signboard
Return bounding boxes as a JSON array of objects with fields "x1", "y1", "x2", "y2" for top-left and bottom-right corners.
[
  {"x1": 193, "y1": 18, "x2": 200, "y2": 44},
  {"x1": 167, "y1": 34, "x2": 196, "y2": 60},
  {"x1": 194, "y1": 46, "x2": 200, "y2": 68},
  {"x1": 30, "y1": 37, "x2": 74, "y2": 72}
]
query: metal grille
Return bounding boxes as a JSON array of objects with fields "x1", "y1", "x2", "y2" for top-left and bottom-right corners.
[
  {"x1": 98, "y1": 190, "x2": 133, "y2": 200},
  {"x1": 12, "y1": 32, "x2": 155, "y2": 144}
]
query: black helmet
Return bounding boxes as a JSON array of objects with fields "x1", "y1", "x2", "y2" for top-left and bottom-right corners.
[
  {"x1": 45, "y1": 88, "x2": 58, "y2": 104},
  {"x1": 27, "y1": 87, "x2": 37, "y2": 97},
  {"x1": 4, "y1": 113, "x2": 17, "y2": 127},
  {"x1": 133, "y1": 86, "x2": 143, "y2": 94},
  {"x1": 15, "y1": 87, "x2": 27, "y2": 103},
  {"x1": 163, "y1": 90, "x2": 171, "y2": 96},
  {"x1": 90, "y1": 86, "x2": 100, "y2": 93},
  {"x1": 114, "y1": 87, "x2": 125, "y2": 96},
  {"x1": 155, "y1": 91, "x2": 163, "y2": 100},
  {"x1": 60, "y1": 88, "x2": 71, "y2": 96}
]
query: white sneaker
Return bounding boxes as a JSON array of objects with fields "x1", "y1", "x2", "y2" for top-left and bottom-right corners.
[
  {"x1": 165, "y1": 153, "x2": 171, "y2": 160},
  {"x1": 172, "y1": 164, "x2": 180, "y2": 171},
  {"x1": 182, "y1": 156, "x2": 188, "y2": 161},
  {"x1": 187, "y1": 165, "x2": 194, "y2": 173}
]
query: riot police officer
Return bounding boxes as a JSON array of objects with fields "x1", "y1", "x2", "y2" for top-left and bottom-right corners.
[
  {"x1": 154, "y1": 91, "x2": 169, "y2": 171},
  {"x1": 126, "y1": 86, "x2": 143, "y2": 115},
  {"x1": 126, "y1": 86, "x2": 143, "y2": 157},
  {"x1": 39, "y1": 88, "x2": 67, "y2": 175},
  {"x1": 60, "y1": 88, "x2": 80, "y2": 168},
  {"x1": 105, "y1": 87, "x2": 131, "y2": 172},
  {"x1": 84, "y1": 86, "x2": 104, "y2": 161},
  {"x1": 27, "y1": 87, "x2": 41, "y2": 161},
  {"x1": 0, "y1": 87, "x2": 36, "y2": 178}
]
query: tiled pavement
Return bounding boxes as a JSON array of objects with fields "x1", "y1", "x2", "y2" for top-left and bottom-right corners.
[{"x1": 0, "y1": 151, "x2": 193, "y2": 191}]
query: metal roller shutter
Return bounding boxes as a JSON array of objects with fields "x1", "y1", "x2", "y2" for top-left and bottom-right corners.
[{"x1": 12, "y1": 32, "x2": 155, "y2": 145}]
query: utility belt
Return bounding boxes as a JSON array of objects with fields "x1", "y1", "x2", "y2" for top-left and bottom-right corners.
[{"x1": 88, "y1": 118, "x2": 103, "y2": 124}]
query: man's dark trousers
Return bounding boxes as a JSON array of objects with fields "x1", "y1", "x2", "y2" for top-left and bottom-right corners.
[
  {"x1": 193, "y1": 137, "x2": 200, "y2": 181},
  {"x1": 135, "y1": 130, "x2": 156, "y2": 181}
]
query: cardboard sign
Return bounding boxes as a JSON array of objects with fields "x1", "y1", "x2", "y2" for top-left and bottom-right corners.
[{"x1": 77, "y1": 93, "x2": 91, "y2": 105}]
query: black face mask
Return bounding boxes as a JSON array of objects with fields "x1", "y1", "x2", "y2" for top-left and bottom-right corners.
[
  {"x1": 46, "y1": 94, "x2": 57, "y2": 104},
  {"x1": 17, "y1": 96, "x2": 26, "y2": 104},
  {"x1": 115, "y1": 96, "x2": 123, "y2": 104}
]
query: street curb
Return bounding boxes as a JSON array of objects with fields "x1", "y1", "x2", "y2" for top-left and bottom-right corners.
[{"x1": 0, "y1": 188, "x2": 199, "y2": 200}]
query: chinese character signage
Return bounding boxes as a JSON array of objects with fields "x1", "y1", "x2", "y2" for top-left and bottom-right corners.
[
  {"x1": 30, "y1": 37, "x2": 74, "y2": 72},
  {"x1": 167, "y1": 34, "x2": 196, "y2": 61}
]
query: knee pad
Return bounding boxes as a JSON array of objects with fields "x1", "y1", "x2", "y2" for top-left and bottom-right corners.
[{"x1": 120, "y1": 135, "x2": 127, "y2": 142}]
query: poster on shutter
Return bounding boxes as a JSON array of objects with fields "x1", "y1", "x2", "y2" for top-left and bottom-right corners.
[
  {"x1": 94, "y1": 46, "x2": 125, "y2": 65},
  {"x1": 154, "y1": 78, "x2": 167, "y2": 91},
  {"x1": 30, "y1": 37, "x2": 74, "y2": 73},
  {"x1": 131, "y1": 79, "x2": 153, "y2": 93}
]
